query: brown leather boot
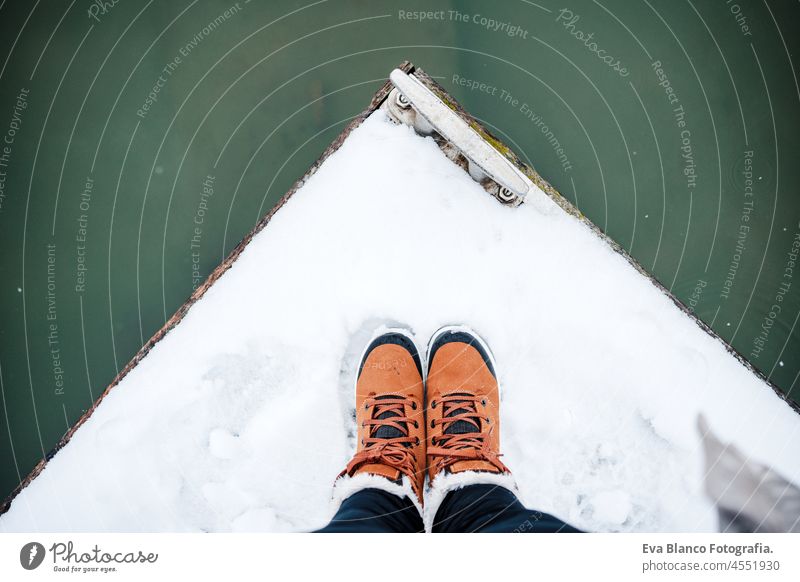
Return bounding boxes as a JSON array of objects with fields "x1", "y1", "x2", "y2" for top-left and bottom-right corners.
[
  {"x1": 426, "y1": 326, "x2": 510, "y2": 484},
  {"x1": 338, "y1": 330, "x2": 426, "y2": 504}
]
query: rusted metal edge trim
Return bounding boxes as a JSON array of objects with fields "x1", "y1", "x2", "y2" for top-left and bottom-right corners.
[{"x1": 0, "y1": 61, "x2": 414, "y2": 516}]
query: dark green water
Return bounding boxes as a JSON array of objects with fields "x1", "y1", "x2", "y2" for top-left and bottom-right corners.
[{"x1": 0, "y1": 0, "x2": 798, "y2": 503}]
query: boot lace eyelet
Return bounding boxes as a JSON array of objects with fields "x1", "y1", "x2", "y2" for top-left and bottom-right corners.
[
  {"x1": 481, "y1": 399, "x2": 487, "y2": 407},
  {"x1": 411, "y1": 401, "x2": 417, "y2": 410},
  {"x1": 430, "y1": 419, "x2": 435, "y2": 429},
  {"x1": 413, "y1": 420, "x2": 419, "y2": 428},
  {"x1": 431, "y1": 400, "x2": 436, "y2": 409},
  {"x1": 415, "y1": 437, "x2": 420, "y2": 445}
]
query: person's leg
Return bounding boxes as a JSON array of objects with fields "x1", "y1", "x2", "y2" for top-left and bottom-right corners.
[
  {"x1": 431, "y1": 483, "x2": 581, "y2": 533},
  {"x1": 316, "y1": 488, "x2": 424, "y2": 533},
  {"x1": 317, "y1": 329, "x2": 427, "y2": 533},
  {"x1": 424, "y1": 326, "x2": 582, "y2": 533}
]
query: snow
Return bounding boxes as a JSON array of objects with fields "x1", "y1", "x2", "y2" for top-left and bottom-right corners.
[{"x1": 3, "y1": 111, "x2": 799, "y2": 533}]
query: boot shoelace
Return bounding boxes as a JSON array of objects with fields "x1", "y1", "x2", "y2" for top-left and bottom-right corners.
[
  {"x1": 343, "y1": 395, "x2": 421, "y2": 488},
  {"x1": 427, "y1": 393, "x2": 508, "y2": 473}
]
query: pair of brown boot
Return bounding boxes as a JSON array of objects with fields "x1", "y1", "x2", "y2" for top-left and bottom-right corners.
[{"x1": 336, "y1": 326, "x2": 510, "y2": 506}]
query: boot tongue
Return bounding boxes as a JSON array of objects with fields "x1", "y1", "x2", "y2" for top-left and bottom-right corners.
[
  {"x1": 373, "y1": 395, "x2": 407, "y2": 440},
  {"x1": 444, "y1": 394, "x2": 481, "y2": 436}
]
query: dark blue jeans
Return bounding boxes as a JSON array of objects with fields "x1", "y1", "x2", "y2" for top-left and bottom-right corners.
[{"x1": 316, "y1": 484, "x2": 581, "y2": 532}]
